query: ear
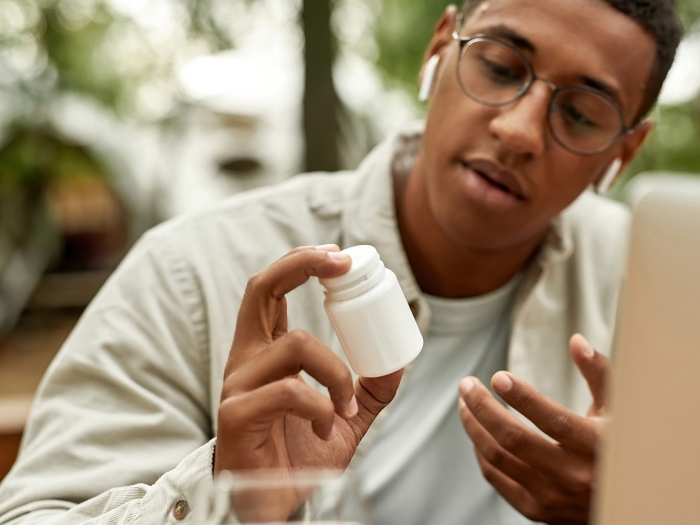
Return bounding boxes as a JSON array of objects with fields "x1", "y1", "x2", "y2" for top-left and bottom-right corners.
[
  {"x1": 418, "y1": 5, "x2": 459, "y2": 86},
  {"x1": 619, "y1": 120, "x2": 654, "y2": 171},
  {"x1": 594, "y1": 120, "x2": 654, "y2": 190}
]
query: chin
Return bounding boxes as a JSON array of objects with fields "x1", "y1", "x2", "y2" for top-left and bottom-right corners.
[
  {"x1": 432, "y1": 203, "x2": 503, "y2": 250},
  {"x1": 428, "y1": 186, "x2": 537, "y2": 251}
]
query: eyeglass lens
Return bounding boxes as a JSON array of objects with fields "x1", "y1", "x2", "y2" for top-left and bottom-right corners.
[{"x1": 457, "y1": 38, "x2": 624, "y2": 154}]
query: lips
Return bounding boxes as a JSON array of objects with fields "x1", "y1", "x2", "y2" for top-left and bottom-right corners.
[
  {"x1": 465, "y1": 159, "x2": 526, "y2": 200},
  {"x1": 458, "y1": 159, "x2": 527, "y2": 212}
]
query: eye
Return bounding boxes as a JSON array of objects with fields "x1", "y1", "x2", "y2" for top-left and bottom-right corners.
[
  {"x1": 562, "y1": 103, "x2": 598, "y2": 130},
  {"x1": 480, "y1": 58, "x2": 521, "y2": 85}
]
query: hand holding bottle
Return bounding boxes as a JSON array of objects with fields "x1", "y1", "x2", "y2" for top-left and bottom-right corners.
[{"x1": 214, "y1": 245, "x2": 403, "y2": 488}]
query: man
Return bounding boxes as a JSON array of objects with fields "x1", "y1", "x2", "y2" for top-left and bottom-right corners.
[{"x1": 0, "y1": 0, "x2": 682, "y2": 524}]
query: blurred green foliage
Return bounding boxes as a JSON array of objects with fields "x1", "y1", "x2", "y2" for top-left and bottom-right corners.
[
  {"x1": 0, "y1": 0, "x2": 231, "y2": 192},
  {"x1": 0, "y1": 0, "x2": 230, "y2": 120},
  {"x1": 0, "y1": 0, "x2": 699, "y2": 195},
  {"x1": 373, "y1": 0, "x2": 452, "y2": 95},
  {"x1": 679, "y1": 0, "x2": 700, "y2": 26},
  {"x1": 42, "y1": 8, "x2": 121, "y2": 111},
  {"x1": 0, "y1": 126, "x2": 104, "y2": 191}
]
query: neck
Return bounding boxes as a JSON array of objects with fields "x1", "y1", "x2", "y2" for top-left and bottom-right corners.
[{"x1": 395, "y1": 155, "x2": 547, "y2": 299}]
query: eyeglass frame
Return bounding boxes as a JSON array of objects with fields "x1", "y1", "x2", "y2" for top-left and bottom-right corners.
[{"x1": 450, "y1": 20, "x2": 636, "y2": 156}]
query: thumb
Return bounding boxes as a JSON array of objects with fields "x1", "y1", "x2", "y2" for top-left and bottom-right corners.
[
  {"x1": 347, "y1": 370, "x2": 403, "y2": 440},
  {"x1": 570, "y1": 333, "x2": 612, "y2": 414}
]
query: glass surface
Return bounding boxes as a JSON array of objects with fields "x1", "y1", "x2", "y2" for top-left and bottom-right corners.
[
  {"x1": 456, "y1": 36, "x2": 627, "y2": 154},
  {"x1": 194, "y1": 469, "x2": 373, "y2": 525}
]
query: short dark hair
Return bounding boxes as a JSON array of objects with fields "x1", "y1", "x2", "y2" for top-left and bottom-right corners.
[{"x1": 462, "y1": 0, "x2": 683, "y2": 122}]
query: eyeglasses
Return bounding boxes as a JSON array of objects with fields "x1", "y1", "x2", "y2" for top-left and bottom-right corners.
[{"x1": 452, "y1": 29, "x2": 634, "y2": 156}]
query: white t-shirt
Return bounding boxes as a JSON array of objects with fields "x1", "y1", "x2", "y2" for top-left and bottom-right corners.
[{"x1": 356, "y1": 275, "x2": 533, "y2": 525}]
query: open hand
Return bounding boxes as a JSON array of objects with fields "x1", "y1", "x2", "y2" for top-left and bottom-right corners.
[
  {"x1": 458, "y1": 334, "x2": 610, "y2": 524},
  {"x1": 214, "y1": 245, "x2": 402, "y2": 520}
]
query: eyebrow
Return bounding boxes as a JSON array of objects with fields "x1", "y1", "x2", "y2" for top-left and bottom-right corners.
[
  {"x1": 480, "y1": 25, "x2": 536, "y2": 53},
  {"x1": 581, "y1": 76, "x2": 622, "y2": 104},
  {"x1": 478, "y1": 24, "x2": 623, "y2": 105}
]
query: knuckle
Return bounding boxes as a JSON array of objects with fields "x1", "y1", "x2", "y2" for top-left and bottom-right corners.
[
  {"x1": 570, "y1": 470, "x2": 593, "y2": 495},
  {"x1": 522, "y1": 504, "x2": 546, "y2": 523},
  {"x1": 218, "y1": 397, "x2": 245, "y2": 425},
  {"x1": 549, "y1": 412, "x2": 574, "y2": 438},
  {"x1": 516, "y1": 391, "x2": 535, "y2": 412},
  {"x1": 245, "y1": 272, "x2": 264, "y2": 294},
  {"x1": 500, "y1": 426, "x2": 527, "y2": 454},
  {"x1": 287, "y1": 246, "x2": 309, "y2": 255},
  {"x1": 470, "y1": 395, "x2": 487, "y2": 417},
  {"x1": 287, "y1": 329, "x2": 313, "y2": 349},
  {"x1": 482, "y1": 444, "x2": 507, "y2": 469},
  {"x1": 540, "y1": 489, "x2": 567, "y2": 510},
  {"x1": 220, "y1": 374, "x2": 240, "y2": 399},
  {"x1": 278, "y1": 378, "x2": 305, "y2": 400}
]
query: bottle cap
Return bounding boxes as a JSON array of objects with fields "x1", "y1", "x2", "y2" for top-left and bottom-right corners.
[{"x1": 319, "y1": 245, "x2": 380, "y2": 290}]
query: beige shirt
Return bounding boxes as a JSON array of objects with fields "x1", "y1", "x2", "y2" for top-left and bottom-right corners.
[{"x1": 0, "y1": 125, "x2": 631, "y2": 525}]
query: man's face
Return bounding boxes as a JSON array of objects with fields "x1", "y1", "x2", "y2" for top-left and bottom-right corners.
[{"x1": 421, "y1": 0, "x2": 656, "y2": 250}]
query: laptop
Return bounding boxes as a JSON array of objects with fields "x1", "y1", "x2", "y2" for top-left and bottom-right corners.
[{"x1": 594, "y1": 174, "x2": 700, "y2": 524}]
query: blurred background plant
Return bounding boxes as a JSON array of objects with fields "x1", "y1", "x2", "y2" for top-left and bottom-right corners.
[
  {"x1": 1, "y1": 0, "x2": 698, "y2": 241},
  {"x1": 0, "y1": 0, "x2": 699, "y2": 479}
]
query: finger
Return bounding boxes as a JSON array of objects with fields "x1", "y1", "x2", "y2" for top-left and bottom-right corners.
[
  {"x1": 250, "y1": 245, "x2": 351, "y2": 301},
  {"x1": 473, "y1": 450, "x2": 544, "y2": 523},
  {"x1": 458, "y1": 397, "x2": 547, "y2": 492},
  {"x1": 235, "y1": 246, "x2": 351, "y2": 348},
  {"x1": 315, "y1": 244, "x2": 341, "y2": 252},
  {"x1": 489, "y1": 372, "x2": 598, "y2": 454},
  {"x1": 346, "y1": 370, "x2": 403, "y2": 441},
  {"x1": 219, "y1": 378, "x2": 337, "y2": 440},
  {"x1": 459, "y1": 377, "x2": 572, "y2": 475},
  {"x1": 225, "y1": 330, "x2": 357, "y2": 419},
  {"x1": 569, "y1": 333, "x2": 611, "y2": 412},
  {"x1": 475, "y1": 452, "x2": 587, "y2": 525}
]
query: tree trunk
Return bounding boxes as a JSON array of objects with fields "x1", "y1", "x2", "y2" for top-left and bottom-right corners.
[{"x1": 301, "y1": 0, "x2": 339, "y2": 173}]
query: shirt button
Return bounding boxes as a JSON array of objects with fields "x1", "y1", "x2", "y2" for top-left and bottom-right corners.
[{"x1": 173, "y1": 500, "x2": 189, "y2": 521}]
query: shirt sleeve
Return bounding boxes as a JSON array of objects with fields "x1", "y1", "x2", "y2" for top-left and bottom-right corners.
[{"x1": 0, "y1": 228, "x2": 216, "y2": 525}]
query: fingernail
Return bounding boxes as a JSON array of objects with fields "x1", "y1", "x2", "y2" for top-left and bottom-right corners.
[
  {"x1": 328, "y1": 251, "x2": 349, "y2": 261},
  {"x1": 459, "y1": 378, "x2": 474, "y2": 396},
  {"x1": 583, "y1": 339, "x2": 595, "y2": 358},
  {"x1": 316, "y1": 244, "x2": 337, "y2": 252},
  {"x1": 492, "y1": 372, "x2": 513, "y2": 393},
  {"x1": 347, "y1": 395, "x2": 358, "y2": 417}
]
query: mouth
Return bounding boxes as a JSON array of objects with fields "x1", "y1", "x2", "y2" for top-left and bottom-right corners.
[{"x1": 458, "y1": 159, "x2": 526, "y2": 211}]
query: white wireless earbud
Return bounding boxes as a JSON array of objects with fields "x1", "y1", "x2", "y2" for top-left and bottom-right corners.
[
  {"x1": 596, "y1": 158, "x2": 622, "y2": 194},
  {"x1": 418, "y1": 55, "x2": 440, "y2": 102}
]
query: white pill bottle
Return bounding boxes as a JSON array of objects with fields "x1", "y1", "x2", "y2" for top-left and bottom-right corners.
[{"x1": 318, "y1": 245, "x2": 424, "y2": 377}]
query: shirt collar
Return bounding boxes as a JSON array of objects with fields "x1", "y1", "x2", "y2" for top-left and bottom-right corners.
[
  {"x1": 341, "y1": 123, "x2": 424, "y2": 304},
  {"x1": 536, "y1": 214, "x2": 574, "y2": 266}
]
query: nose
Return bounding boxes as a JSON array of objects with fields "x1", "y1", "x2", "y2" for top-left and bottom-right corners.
[{"x1": 488, "y1": 81, "x2": 552, "y2": 157}]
